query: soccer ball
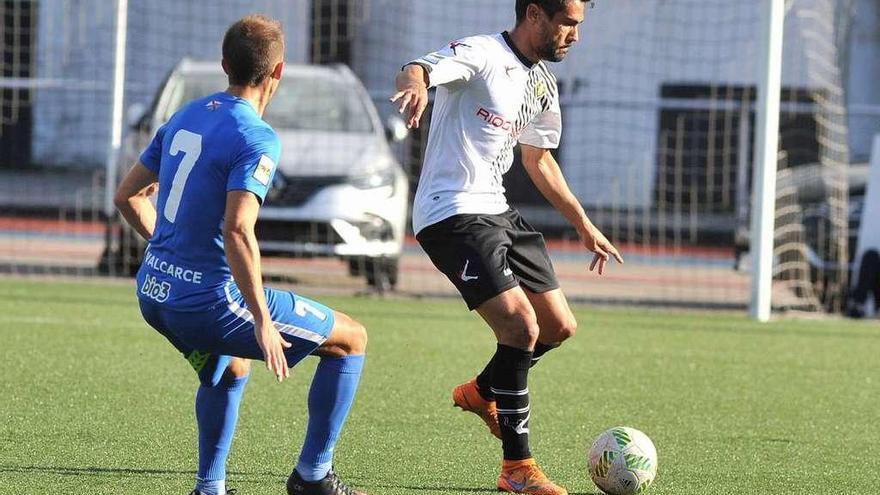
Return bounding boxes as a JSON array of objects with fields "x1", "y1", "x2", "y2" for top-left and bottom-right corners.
[{"x1": 588, "y1": 426, "x2": 657, "y2": 495}]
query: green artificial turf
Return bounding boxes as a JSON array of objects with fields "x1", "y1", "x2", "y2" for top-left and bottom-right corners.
[{"x1": 0, "y1": 277, "x2": 877, "y2": 494}]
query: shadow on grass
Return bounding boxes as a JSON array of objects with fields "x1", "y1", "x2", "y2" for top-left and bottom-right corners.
[
  {"x1": 370, "y1": 483, "x2": 602, "y2": 495},
  {"x1": 2, "y1": 466, "x2": 604, "y2": 494},
  {"x1": 0, "y1": 464, "x2": 280, "y2": 482},
  {"x1": 369, "y1": 484, "x2": 496, "y2": 493}
]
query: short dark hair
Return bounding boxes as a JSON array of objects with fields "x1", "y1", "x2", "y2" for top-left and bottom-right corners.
[
  {"x1": 515, "y1": 0, "x2": 589, "y2": 24},
  {"x1": 222, "y1": 15, "x2": 284, "y2": 87}
]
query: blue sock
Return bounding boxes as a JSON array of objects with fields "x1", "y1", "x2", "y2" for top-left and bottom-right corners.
[
  {"x1": 194, "y1": 479, "x2": 225, "y2": 495},
  {"x1": 195, "y1": 373, "x2": 249, "y2": 493},
  {"x1": 296, "y1": 355, "x2": 365, "y2": 482}
]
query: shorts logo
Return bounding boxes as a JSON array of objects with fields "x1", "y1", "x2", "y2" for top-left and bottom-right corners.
[
  {"x1": 460, "y1": 259, "x2": 479, "y2": 282},
  {"x1": 140, "y1": 274, "x2": 171, "y2": 303},
  {"x1": 503, "y1": 267, "x2": 513, "y2": 277}
]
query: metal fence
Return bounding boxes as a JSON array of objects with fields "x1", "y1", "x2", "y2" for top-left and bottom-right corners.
[{"x1": 0, "y1": 0, "x2": 860, "y2": 312}]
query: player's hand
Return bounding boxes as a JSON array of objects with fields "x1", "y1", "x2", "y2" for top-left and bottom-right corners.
[
  {"x1": 390, "y1": 80, "x2": 428, "y2": 129},
  {"x1": 579, "y1": 224, "x2": 624, "y2": 275},
  {"x1": 254, "y1": 320, "x2": 292, "y2": 382}
]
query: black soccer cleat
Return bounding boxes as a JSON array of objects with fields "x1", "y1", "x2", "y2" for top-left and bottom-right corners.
[
  {"x1": 187, "y1": 490, "x2": 237, "y2": 495},
  {"x1": 287, "y1": 468, "x2": 366, "y2": 495}
]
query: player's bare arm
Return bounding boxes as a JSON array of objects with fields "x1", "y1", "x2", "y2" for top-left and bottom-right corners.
[
  {"x1": 520, "y1": 143, "x2": 623, "y2": 275},
  {"x1": 223, "y1": 190, "x2": 291, "y2": 381},
  {"x1": 390, "y1": 64, "x2": 429, "y2": 129},
  {"x1": 114, "y1": 161, "x2": 159, "y2": 241}
]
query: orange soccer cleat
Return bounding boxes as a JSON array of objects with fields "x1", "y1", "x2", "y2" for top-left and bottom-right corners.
[
  {"x1": 497, "y1": 458, "x2": 568, "y2": 495},
  {"x1": 452, "y1": 378, "x2": 501, "y2": 439}
]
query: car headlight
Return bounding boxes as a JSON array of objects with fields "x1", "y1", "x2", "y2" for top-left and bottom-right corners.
[
  {"x1": 353, "y1": 214, "x2": 395, "y2": 241},
  {"x1": 349, "y1": 166, "x2": 396, "y2": 190}
]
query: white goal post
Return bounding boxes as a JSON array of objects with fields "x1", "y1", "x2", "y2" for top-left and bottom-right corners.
[{"x1": 749, "y1": 0, "x2": 786, "y2": 321}]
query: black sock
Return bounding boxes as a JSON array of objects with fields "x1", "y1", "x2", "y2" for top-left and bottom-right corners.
[
  {"x1": 491, "y1": 344, "x2": 533, "y2": 461},
  {"x1": 475, "y1": 342, "x2": 558, "y2": 401},
  {"x1": 530, "y1": 341, "x2": 559, "y2": 366},
  {"x1": 475, "y1": 356, "x2": 495, "y2": 401}
]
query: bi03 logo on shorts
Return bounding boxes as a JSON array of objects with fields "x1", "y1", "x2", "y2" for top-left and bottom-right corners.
[{"x1": 140, "y1": 274, "x2": 171, "y2": 303}]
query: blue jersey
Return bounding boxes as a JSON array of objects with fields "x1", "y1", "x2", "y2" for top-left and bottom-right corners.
[{"x1": 136, "y1": 92, "x2": 280, "y2": 311}]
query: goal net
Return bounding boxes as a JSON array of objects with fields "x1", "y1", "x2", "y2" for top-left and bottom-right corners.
[
  {"x1": 349, "y1": 0, "x2": 853, "y2": 310},
  {"x1": 0, "y1": 0, "x2": 855, "y2": 312}
]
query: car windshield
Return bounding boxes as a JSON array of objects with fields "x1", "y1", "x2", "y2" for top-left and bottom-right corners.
[{"x1": 180, "y1": 71, "x2": 375, "y2": 133}]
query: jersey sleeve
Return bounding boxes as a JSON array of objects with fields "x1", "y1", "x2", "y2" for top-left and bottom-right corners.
[
  {"x1": 406, "y1": 38, "x2": 486, "y2": 88},
  {"x1": 139, "y1": 124, "x2": 167, "y2": 174},
  {"x1": 227, "y1": 126, "x2": 281, "y2": 204},
  {"x1": 518, "y1": 94, "x2": 562, "y2": 150}
]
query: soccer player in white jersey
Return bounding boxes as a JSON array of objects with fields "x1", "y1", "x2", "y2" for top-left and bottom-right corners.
[{"x1": 391, "y1": 1, "x2": 621, "y2": 494}]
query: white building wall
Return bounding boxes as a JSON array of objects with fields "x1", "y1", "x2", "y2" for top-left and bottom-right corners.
[{"x1": 32, "y1": 0, "x2": 309, "y2": 167}]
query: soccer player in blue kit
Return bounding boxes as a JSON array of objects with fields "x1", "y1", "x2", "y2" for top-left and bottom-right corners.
[{"x1": 114, "y1": 15, "x2": 368, "y2": 495}]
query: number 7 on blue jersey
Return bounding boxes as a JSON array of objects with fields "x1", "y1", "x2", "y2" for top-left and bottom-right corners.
[{"x1": 164, "y1": 129, "x2": 203, "y2": 223}]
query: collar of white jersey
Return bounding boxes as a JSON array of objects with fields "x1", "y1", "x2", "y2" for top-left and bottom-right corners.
[{"x1": 501, "y1": 31, "x2": 537, "y2": 69}]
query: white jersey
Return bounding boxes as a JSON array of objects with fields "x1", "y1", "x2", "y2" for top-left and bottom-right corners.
[{"x1": 409, "y1": 32, "x2": 562, "y2": 234}]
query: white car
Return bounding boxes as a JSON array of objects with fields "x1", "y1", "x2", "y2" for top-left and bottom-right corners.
[{"x1": 109, "y1": 59, "x2": 409, "y2": 289}]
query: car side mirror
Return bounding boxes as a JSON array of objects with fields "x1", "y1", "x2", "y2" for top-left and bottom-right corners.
[
  {"x1": 385, "y1": 115, "x2": 409, "y2": 143},
  {"x1": 126, "y1": 103, "x2": 148, "y2": 130}
]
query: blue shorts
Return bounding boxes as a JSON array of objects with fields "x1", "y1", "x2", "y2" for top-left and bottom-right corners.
[{"x1": 139, "y1": 285, "x2": 336, "y2": 386}]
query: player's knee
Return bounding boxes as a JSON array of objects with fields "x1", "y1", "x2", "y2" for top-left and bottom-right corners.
[
  {"x1": 556, "y1": 315, "x2": 577, "y2": 342},
  {"x1": 524, "y1": 318, "x2": 541, "y2": 347},
  {"x1": 499, "y1": 312, "x2": 540, "y2": 349},
  {"x1": 225, "y1": 357, "x2": 251, "y2": 379},
  {"x1": 321, "y1": 317, "x2": 367, "y2": 358},
  {"x1": 347, "y1": 320, "x2": 368, "y2": 355}
]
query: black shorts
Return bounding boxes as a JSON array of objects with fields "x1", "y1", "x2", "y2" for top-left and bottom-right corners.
[{"x1": 416, "y1": 208, "x2": 559, "y2": 310}]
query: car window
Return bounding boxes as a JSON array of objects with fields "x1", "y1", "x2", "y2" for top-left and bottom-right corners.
[
  {"x1": 160, "y1": 78, "x2": 187, "y2": 123},
  {"x1": 178, "y1": 72, "x2": 375, "y2": 133},
  {"x1": 180, "y1": 74, "x2": 227, "y2": 111},
  {"x1": 264, "y1": 78, "x2": 374, "y2": 133}
]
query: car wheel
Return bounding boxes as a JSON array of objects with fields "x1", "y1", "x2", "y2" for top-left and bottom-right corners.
[
  {"x1": 364, "y1": 257, "x2": 399, "y2": 292},
  {"x1": 97, "y1": 225, "x2": 145, "y2": 277}
]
